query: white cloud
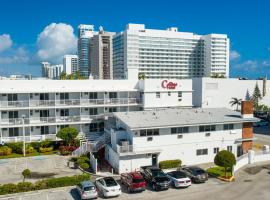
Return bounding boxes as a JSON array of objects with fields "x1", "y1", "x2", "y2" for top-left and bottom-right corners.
[
  {"x1": 230, "y1": 50, "x2": 240, "y2": 61},
  {"x1": 233, "y1": 60, "x2": 258, "y2": 71},
  {"x1": 36, "y1": 23, "x2": 77, "y2": 63},
  {"x1": 0, "y1": 34, "x2": 13, "y2": 52},
  {"x1": 0, "y1": 47, "x2": 29, "y2": 64},
  {"x1": 262, "y1": 61, "x2": 270, "y2": 67}
]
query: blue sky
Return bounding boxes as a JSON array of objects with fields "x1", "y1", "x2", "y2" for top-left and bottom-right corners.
[{"x1": 0, "y1": 0, "x2": 269, "y2": 78}]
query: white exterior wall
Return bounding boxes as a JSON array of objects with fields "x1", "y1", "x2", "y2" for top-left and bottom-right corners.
[
  {"x1": 140, "y1": 79, "x2": 193, "y2": 108},
  {"x1": 132, "y1": 124, "x2": 242, "y2": 166},
  {"x1": 193, "y1": 78, "x2": 269, "y2": 109}
]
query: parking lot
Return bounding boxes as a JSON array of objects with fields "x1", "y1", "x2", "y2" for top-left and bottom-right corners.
[
  {"x1": 1, "y1": 161, "x2": 270, "y2": 200},
  {"x1": 0, "y1": 155, "x2": 81, "y2": 184}
]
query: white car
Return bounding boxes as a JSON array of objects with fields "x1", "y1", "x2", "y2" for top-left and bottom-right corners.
[
  {"x1": 95, "y1": 177, "x2": 121, "y2": 198},
  {"x1": 167, "y1": 170, "x2": 191, "y2": 188}
]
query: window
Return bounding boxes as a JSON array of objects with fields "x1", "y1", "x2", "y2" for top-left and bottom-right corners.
[
  {"x1": 171, "y1": 127, "x2": 189, "y2": 134},
  {"x1": 147, "y1": 137, "x2": 153, "y2": 141},
  {"x1": 89, "y1": 122, "x2": 104, "y2": 132},
  {"x1": 224, "y1": 124, "x2": 234, "y2": 130},
  {"x1": 89, "y1": 108, "x2": 98, "y2": 115},
  {"x1": 156, "y1": 92, "x2": 160, "y2": 98},
  {"x1": 109, "y1": 92, "x2": 117, "y2": 99},
  {"x1": 109, "y1": 107, "x2": 117, "y2": 113},
  {"x1": 227, "y1": 146, "x2": 233, "y2": 152},
  {"x1": 89, "y1": 92, "x2": 98, "y2": 99},
  {"x1": 140, "y1": 129, "x2": 159, "y2": 136},
  {"x1": 9, "y1": 128, "x2": 19, "y2": 137},
  {"x1": 41, "y1": 126, "x2": 49, "y2": 135},
  {"x1": 196, "y1": 149, "x2": 208, "y2": 156},
  {"x1": 199, "y1": 125, "x2": 216, "y2": 132},
  {"x1": 60, "y1": 93, "x2": 69, "y2": 100},
  {"x1": 214, "y1": 147, "x2": 219, "y2": 154},
  {"x1": 60, "y1": 109, "x2": 69, "y2": 116}
]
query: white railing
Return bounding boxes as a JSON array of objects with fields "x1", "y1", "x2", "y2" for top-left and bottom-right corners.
[
  {"x1": 117, "y1": 144, "x2": 133, "y2": 154},
  {"x1": 0, "y1": 98, "x2": 141, "y2": 108},
  {"x1": 1, "y1": 134, "x2": 57, "y2": 143},
  {"x1": 0, "y1": 114, "x2": 105, "y2": 126}
]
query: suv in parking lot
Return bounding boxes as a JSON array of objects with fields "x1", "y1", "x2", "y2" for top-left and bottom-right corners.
[
  {"x1": 121, "y1": 171, "x2": 146, "y2": 193},
  {"x1": 141, "y1": 166, "x2": 171, "y2": 191},
  {"x1": 181, "y1": 166, "x2": 208, "y2": 183}
]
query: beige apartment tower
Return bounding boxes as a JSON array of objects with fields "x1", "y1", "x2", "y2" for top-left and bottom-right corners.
[{"x1": 90, "y1": 27, "x2": 114, "y2": 79}]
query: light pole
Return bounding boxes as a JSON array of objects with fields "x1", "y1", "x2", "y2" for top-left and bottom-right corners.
[{"x1": 22, "y1": 114, "x2": 26, "y2": 157}]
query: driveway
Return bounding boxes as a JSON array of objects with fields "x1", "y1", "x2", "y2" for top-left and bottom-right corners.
[{"x1": 0, "y1": 155, "x2": 81, "y2": 184}]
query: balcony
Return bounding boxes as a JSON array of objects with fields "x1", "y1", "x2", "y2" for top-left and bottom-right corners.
[
  {"x1": 0, "y1": 114, "x2": 105, "y2": 127},
  {"x1": 1, "y1": 134, "x2": 57, "y2": 143},
  {"x1": 117, "y1": 144, "x2": 133, "y2": 154},
  {"x1": 0, "y1": 98, "x2": 141, "y2": 109}
]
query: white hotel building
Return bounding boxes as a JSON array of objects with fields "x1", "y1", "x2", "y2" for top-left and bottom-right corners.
[{"x1": 113, "y1": 24, "x2": 229, "y2": 80}]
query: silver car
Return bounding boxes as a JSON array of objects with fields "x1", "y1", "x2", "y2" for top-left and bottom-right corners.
[{"x1": 76, "y1": 181, "x2": 98, "y2": 200}]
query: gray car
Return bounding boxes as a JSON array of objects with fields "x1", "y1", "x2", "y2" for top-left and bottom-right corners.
[
  {"x1": 181, "y1": 166, "x2": 208, "y2": 183},
  {"x1": 76, "y1": 181, "x2": 98, "y2": 200}
]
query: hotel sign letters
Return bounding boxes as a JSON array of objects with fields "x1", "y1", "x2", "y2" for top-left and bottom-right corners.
[{"x1": 161, "y1": 80, "x2": 178, "y2": 89}]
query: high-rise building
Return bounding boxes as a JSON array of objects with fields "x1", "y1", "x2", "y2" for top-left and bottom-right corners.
[
  {"x1": 90, "y1": 27, "x2": 115, "y2": 79},
  {"x1": 41, "y1": 62, "x2": 50, "y2": 77},
  {"x1": 113, "y1": 24, "x2": 230, "y2": 79},
  {"x1": 63, "y1": 55, "x2": 78, "y2": 75},
  {"x1": 41, "y1": 62, "x2": 63, "y2": 79},
  {"x1": 78, "y1": 24, "x2": 94, "y2": 78}
]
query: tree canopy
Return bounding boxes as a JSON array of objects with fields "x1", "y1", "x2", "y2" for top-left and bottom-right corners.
[
  {"x1": 56, "y1": 127, "x2": 79, "y2": 146},
  {"x1": 214, "y1": 150, "x2": 236, "y2": 177},
  {"x1": 252, "y1": 82, "x2": 262, "y2": 109}
]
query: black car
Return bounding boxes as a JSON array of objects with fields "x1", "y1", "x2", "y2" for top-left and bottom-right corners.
[
  {"x1": 181, "y1": 166, "x2": 208, "y2": 183},
  {"x1": 140, "y1": 166, "x2": 171, "y2": 191}
]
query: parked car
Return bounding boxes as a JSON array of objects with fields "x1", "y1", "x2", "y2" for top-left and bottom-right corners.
[
  {"x1": 254, "y1": 120, "x2": 269, "y2": 127},
  {"x1": 181, "y1": 166, "x2": 208, "y2": 183},
  {"x1": 76, "y1": 181, "x2": 98, "y2": 200},
  {"x1": 121, "y1": 171, "x2": 146, "y2": 193},
  {"x1": 95, "y1": 177, "x2": 121, "y2": 198},
  {"x1": 166, "y1": 170, "x2": 191, "y2": 188},
  {"x1": 141, "y1": 166, "x2": 171, "y2": 191}
]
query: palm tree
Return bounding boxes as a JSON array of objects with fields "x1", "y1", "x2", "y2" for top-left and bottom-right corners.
[{"x1": 230, "y1": 97, "x2": 242, "y2": 111}]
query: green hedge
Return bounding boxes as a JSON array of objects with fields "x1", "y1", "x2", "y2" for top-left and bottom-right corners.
[
  {"x1": 159, "y1": 159, "x2": 182, "y2": 169},
  {"x1": 0, "y1": 174, "x2": 91, "y2": 195}
]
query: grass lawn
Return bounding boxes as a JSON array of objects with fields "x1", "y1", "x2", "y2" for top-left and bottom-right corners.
[
  {"x1": 207, "y1": 166, "x2": 232, "y2": 177},
  {"x1": 0, "y1": 150, "x2": 59, "y2": 159}
]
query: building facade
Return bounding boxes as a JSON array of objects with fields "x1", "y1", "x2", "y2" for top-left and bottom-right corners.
[
  {"x1": 41, "y1": 62, "x2": 63, "y2": 79},
  {"x1": 78, "y1": 24, "x2": 94, "y2": 78},
  {"x1": 0, "y1": 77, "x2": 269, "y2": 144},
  {"x1": 105, "y1": 102, "x2": 257, "y2": 173},
  {"x1": 90, "y1": 27, "x2": 115, "y2": 79},
  {"x1": 63, "y1": 55, "x2": 79, "y2": 75},
  {"x1": 113, "y1": 24, "x2": 229, "y2": 80}
]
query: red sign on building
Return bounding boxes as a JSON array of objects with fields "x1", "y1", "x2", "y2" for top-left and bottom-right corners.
[{"x1": 161, "y1": 80, "x2": 178, "y2": 89}]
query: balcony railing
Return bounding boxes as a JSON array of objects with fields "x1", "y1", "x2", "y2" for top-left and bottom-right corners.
[
  {"x1": 117, "y1": 144, "x2": 133, "y2": 154},
  {"x1": 0, "y1": 114, "x2": 105, "y2": 126},
  {"x1": 0, "y1": 98, "x2": 141, "y2": 108},
  {"x1": 1, "y1": 134, "x2": 57, "y2": 143}
]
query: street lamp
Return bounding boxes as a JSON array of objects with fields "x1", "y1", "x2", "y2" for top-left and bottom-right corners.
[{"x1": 22, "y1": 114, "x2": 26, "y2": 157}]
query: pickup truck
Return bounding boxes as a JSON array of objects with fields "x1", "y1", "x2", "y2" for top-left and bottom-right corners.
[
  {"x1": 140, "y1": 166, "x2": 171, "y2": 191},
  {"x1": 120, "y1": 172, "x2": 146, "y2": 193}
]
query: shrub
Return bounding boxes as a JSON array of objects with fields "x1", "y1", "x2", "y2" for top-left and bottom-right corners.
[
  {"x1": 77, "y1": 157, "x2": 89, "y2": 164},
  {"x1": 214, "y1": 150, "x2": 236, "y2": 177},
  {"x1": 6, "y1": 142, "x2": 23, "y2": 154},
  {"x1": 159, "y1": 159, "x2": 182, "y2": 169},
  {"x1": 0, "y1": 174, "x2": 91, "y2": 195},
  {"x1": 70, "y1": 157, "x2": 78, "y2": 162},
  {"x1": 0, "y1": 183, "x2": 18, "y2": 195},
  {"x1": 80, "y1": 163, "x2": 90, "y2": 171},
  {"x1": 39, "y1": 146, "x2": 54, "y2": 153},
  {"x1": 30, "y1": 142, "x2": 40, "y2": 151},
  {"x1": 40, "y1": 140, "x2": 53, "y2": 148},
  {"x1": 17, "y1": 182, "x2": 33, "y2": 192},
  {"x1": 59, "y1": 146, "x2": 77, "y2": 155},
  {"x1": 0, "y1": 146, "x2": 12, "y2": 156},
  {"x1": 25, "y1": 146, "x2": 35, "y2": 154}
]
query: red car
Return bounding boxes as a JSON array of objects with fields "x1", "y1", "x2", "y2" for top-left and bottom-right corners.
[{"x1": 120, "y1": 172, "x2": 146, "y2": 193}]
